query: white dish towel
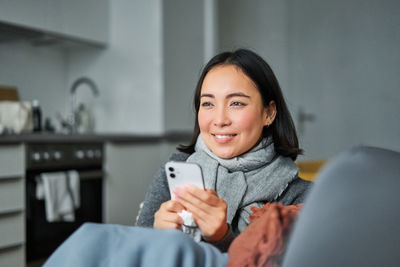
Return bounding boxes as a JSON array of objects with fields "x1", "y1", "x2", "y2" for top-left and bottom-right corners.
[{"x1": 36, "y1": 170, "x2": 80, "y2": 222}]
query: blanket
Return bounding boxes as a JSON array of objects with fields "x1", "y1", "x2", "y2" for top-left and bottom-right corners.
[{"x1": 228, "y1": 203, "x2": 302, "y2": 267}]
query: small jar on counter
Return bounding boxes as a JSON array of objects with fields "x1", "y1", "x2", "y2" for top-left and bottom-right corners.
[{"x1": 32, "y1": 99, "x2": 42, "y2": 132}]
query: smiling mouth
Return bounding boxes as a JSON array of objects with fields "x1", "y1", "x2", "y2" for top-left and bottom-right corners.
[{"x1": 212, "y1": 134, "x2": 237, "y2": 139}]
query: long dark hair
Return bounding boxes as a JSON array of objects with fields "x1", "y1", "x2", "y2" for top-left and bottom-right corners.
[{"x1": 178, "y1": 49, "x2": 302, "y2": 160}]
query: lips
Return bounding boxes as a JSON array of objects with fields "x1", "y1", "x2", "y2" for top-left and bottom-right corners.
[
  {"x1": 212, "y1": 133, "x2": 237, "y2": 143},
  {"x1": 214, "y1": 134, "x2": 235, "y2": 139}
]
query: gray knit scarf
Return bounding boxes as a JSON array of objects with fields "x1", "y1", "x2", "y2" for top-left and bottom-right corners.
[{"x1": 186, "y1": 134, "x2": 299, "y2": 231}]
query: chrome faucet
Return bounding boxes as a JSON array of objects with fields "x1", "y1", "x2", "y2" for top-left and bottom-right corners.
[{"x1": 69, "y1": 77, "x2": 99, "y2": 133}]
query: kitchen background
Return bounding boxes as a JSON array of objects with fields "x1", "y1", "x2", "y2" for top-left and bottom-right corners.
[
  {"x1": 1, "y1": 0, "x2": 399, "y2": 158},
  {"x1": 0, "y1": 0, "x2": 399, "y2": 266}
]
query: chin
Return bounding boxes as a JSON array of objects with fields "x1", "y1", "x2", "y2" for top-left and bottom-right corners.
[{"x1": 213, "y1": 150, "x2": 238, "y2": 159}]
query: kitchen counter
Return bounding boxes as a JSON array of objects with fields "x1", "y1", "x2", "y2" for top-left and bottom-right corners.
[{"x1": 0, "y1": 132, "x2": 192, "y2": 144}]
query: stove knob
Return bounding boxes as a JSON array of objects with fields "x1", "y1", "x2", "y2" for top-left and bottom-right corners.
[
  {"x1": 32, "y1": 152, "x2": 41, "y2": 162},
  {"x1": 94, "y1": 149, "x2": 102, "y2": 158},
  {"x1": 43, "y1": 152, "x2": 50, "y2": 160},
  {"x1": 53, "y1": 151, "x2": 62, "y2": 160},
  {"x1": 86, "y1": 150, "x2": 94, "y2": 159},
  {"x1": 75, "y1": 150, "x2": 85, "y2": 159}
]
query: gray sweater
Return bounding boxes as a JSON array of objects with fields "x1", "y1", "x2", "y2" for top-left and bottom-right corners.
[{"x1": 136, "y1": 152, "x2": 312, "y2": 252}]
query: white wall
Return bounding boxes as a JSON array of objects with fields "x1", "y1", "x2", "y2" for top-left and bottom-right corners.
[{"x1": 66, "y1": 0, "x2": 164, "y2": 134}]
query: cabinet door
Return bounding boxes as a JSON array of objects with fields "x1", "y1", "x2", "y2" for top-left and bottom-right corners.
[
  {"x1": 0, "y1": 144, "x2": 25, "y2": 266},
  {"x1": 60, "y1": 0, "x2": 109, "y2": 44},
  {"x1": 0, "y1": 212, "x2": 24, "y2": 249},
  {"x1": 0, "y1": 0, "x2": 108, "y2": 45},
  {"x1": 0, "y1": 178, "x2": 24, "y2": 213},
  {"x1": 0, "y1": 0, "x2": 63, "y2": 33},
  {"x1": 0, "y1": 0, "x2": 47, "y2": 29},
  {"x1": 0, "y1": 144, "x2": 24, "y2": 178},
  {"x1": 0, "y1": 245, "x2": 25, "y2": 267}
]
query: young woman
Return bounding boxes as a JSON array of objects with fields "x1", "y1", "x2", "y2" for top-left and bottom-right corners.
[
  {"x1": 136, "y1": 49, "x2": 311, "y2": 251},
  {"x1": 44, "y1": 49, "x2": 312, "y2": 267}
]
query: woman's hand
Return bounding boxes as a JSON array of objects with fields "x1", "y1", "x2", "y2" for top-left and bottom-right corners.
[
  {"x1": 153, "y1": 200, "x2": 185, "y2": 230},
  {"x1": 174, "y1": 185, "x2": 228, "y2": 243}
]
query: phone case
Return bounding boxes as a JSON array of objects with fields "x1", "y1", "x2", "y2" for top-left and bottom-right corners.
[{"x1": 165, "y1": 161, "x2": 205, "y2": 200}]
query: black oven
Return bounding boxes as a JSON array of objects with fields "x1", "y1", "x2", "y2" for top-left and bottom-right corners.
[{"x1": 25, "y1": 142, "x2": 104, "y2": 262}]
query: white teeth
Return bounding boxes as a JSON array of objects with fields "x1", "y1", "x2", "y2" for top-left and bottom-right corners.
[{"x1": 215, "y1": 134, "x2": 233, "y2": 139}]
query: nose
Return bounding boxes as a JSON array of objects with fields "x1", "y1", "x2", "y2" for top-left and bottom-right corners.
[{"x1": 213, "y1": 107, "x2": 231, "y2": 127}]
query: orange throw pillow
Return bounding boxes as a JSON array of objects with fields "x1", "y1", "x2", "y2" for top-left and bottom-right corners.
[{"x1": 228, "y1": 203, "x2": 302, "y2": 267}]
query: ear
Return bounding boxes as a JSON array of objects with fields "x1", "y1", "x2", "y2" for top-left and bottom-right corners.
[{"x1": 263, "y1": 101, "x2": 277, "y2": 126}]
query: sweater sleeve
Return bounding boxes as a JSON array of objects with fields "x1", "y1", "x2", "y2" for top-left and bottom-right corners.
[
  {"x1": 207, "y1": 224, "x2": 235, "y2": 252},
  {"x1": 276, "y1": 176, "x2": 313, "y2": 205},
  {"x1": 136, "y1": 152, "x2": 190, "y2": 227}
]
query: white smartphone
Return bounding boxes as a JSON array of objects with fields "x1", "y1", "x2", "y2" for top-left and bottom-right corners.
[{"x1": 165, "y1": 161, "x2": 205, "y2": 200}]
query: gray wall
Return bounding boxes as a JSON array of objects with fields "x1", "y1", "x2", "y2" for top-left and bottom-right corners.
[
  {"x1": 0, "y1": 0, "x2": 165, "y2": 134},
  {"x1": 288, "y1": 0, "x2": 400, "y2": 159},
  {"x1": 67, "y1": 0, "x2": 164, "y2": 134},
  {"x1": 163, "y1": 0, "x2": 205, "y2": 132},
  {"x1": 2, "y1": 1, "x2": 398, "y2": 160},
  {"x1": 218, "y1": 0, "x2": 289, "y2": 94},
  {"x1": 0, "y1": 0, "x2": 209, "y2": 135},
  {"x1": 0, "y1": 41, "x2": 68, "y2": 123},
  {"x1": 218, "y1": 0, "x2": 400, "y2": 159}
]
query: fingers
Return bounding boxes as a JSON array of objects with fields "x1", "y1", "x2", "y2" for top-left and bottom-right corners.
[
  {"x1": 162, "y1": 199, "x2": 186, "y2": 212},
  {"x1": 174, "y1": 195, "x2": 208, "y2": 222},
  {"x1": 174, "y1": 186, "x2": 229, "y2": 242},
  {"x1": 153, "y1": 200, "x2": 185, "y2": 230},
  {"x1": 176, "y1": 185, "x2": 220, "y2": 207}
]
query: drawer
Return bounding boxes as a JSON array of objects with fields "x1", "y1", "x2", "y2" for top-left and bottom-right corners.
[
  {"x1": 0, "y1": 212, "x2": 24, "y2": 249},
  {"x1": 0, "y1": 245, "x2": 25, "y2": 267},
  {"x1": 0, "y1": 144, "x2": 24, "y2": 178},
  {"x1": 0, "y1": 177, "x2": 24, "y2": 213}
]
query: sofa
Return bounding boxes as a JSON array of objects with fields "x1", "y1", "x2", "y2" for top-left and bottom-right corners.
[
  {"x1": 228, "y1": 146, "x2": 400, "y2": 266},
  {"x1": 283, "y1": 146, "x2": 400, "y2": 266},
  {"x1": 43, "y1": 146, "x2": 400, "y2": 267}
]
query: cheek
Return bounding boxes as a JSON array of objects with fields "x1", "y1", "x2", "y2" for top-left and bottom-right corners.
[
  {"x1": 198, "y1": 111, "x2": 209, "y2": 132},
  {"x1": 235, "y1": 111, "x2": 264, "y2": 132}
]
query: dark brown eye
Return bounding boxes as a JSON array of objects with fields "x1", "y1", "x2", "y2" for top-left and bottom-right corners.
[
  {"x1": 231, "y1": 101, "x2": 245, "y2": 106},
  {"x1": 201, "y1": 102, "x2": 213, "y2": 107}
]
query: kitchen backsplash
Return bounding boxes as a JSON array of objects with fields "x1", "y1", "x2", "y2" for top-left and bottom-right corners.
[{"x1": 0, "y1": 41, "x2": 69, "y2": 132}]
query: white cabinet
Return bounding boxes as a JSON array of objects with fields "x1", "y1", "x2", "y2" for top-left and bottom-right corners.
[
  {"x1": 0, "y1": 0, "x2": 109, "y2": 46},
  {"x1": 0, "y1": 0, "x2": 50, "y2": 31},
  {"x1": 59, "y1": 0, "x2": 108, "y2": 45},
  {"x1": 0, "y1": 144, "x2": 25, "y2": 267}
]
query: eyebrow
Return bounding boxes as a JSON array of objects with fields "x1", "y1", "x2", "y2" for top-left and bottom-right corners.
[{"x1": 200, "y1": 92, "x2": 250, "y2": 99}]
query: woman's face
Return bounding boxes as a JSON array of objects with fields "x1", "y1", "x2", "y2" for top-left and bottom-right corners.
[{"x1": 198, "y1": 65, "x2": 275, "y2": 159}]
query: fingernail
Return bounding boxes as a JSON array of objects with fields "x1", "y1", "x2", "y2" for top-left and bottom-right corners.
[{"x1": 174, "y1": 187, "x2": 181, "y2": 195}]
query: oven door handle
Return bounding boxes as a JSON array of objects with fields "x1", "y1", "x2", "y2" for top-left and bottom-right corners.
[{"x1": 78, "y1": 170, "x2": 104, "y2": 180}]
